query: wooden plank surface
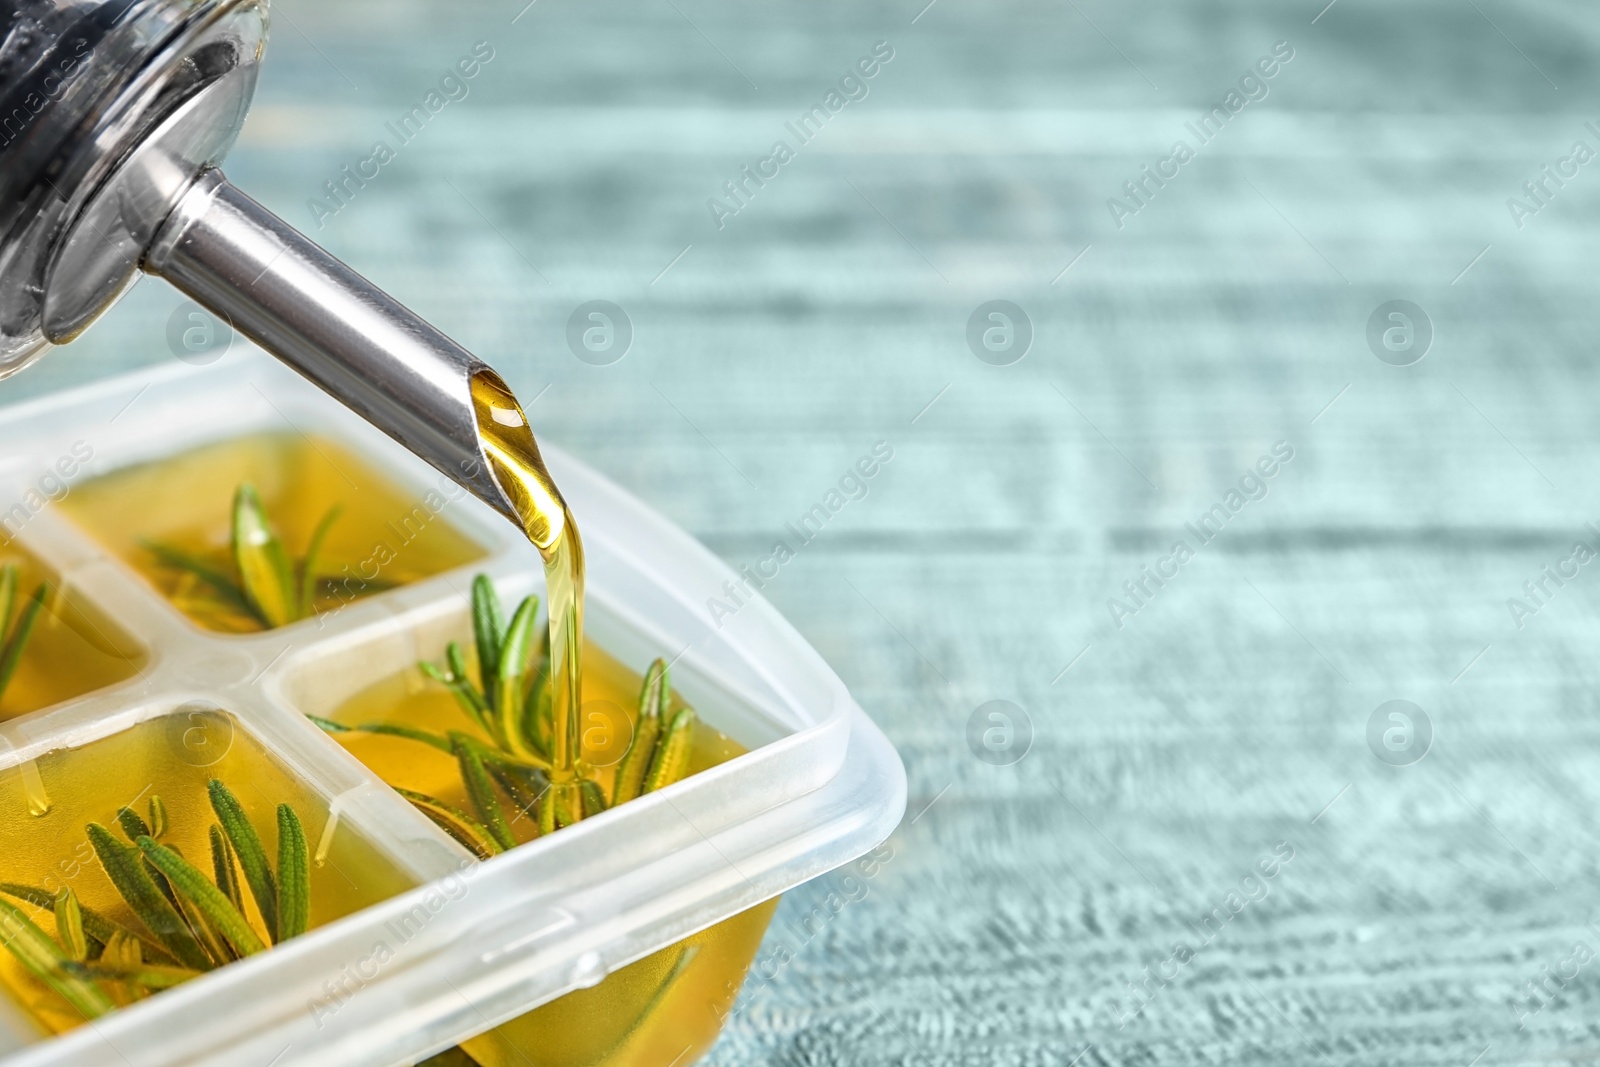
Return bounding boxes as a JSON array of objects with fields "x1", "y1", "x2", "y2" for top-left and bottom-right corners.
[{"x1": 15, "y1": 1, "x2": 1600, "y2": 1063}]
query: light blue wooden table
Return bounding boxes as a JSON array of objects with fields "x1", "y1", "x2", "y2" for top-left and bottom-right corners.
[{"x1": 16, "y1": 1, "x2": 1600, "y2": 1063}]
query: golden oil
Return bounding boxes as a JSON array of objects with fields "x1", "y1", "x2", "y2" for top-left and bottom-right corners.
[
  {"x1": 60, "y1": 433, "x2": 488, "y2": 633},
  {"x1": 0, "y1": 550, "x2": 144, "y2": 723},
  {"x1": 460, "y1": 898, "x2": 779, "y2": 1067},
  {"x1": 0, "y1": 710, "x2": 415, "y2": 1034}
]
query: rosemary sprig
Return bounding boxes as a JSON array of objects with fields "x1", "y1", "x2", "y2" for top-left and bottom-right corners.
[
  {"x1": 0, "y1": 778, "x2": 316, "y2": 1021},
  {"x1": 144, "y1": 483, "x2": 342, "y2": 630},
  {"x1": 310, "y1": 573, "x2": 700, "y2": 853}
]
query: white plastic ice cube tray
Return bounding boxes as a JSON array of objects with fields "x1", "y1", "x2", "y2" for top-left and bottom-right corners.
[{"x1": 0, "y1": 352, "x2": 906, "y2": 1067}]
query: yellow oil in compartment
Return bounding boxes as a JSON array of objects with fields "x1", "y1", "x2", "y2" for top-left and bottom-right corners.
[
  {"x1": 329, "y1": 646, "x2": 770, "y2": 1067},
  {"x1": 461, "y1": 899, "x2": 779, "y2": 1067},
  {"x1": 59, "y1": 433, "x2": 488, "y2": 633},
  {"x1": 0, "y1": 710, "x2": 416, "y2": 1035},
  {"x1": 0, "y1": 551, "x2": 144, "y2": 723}
]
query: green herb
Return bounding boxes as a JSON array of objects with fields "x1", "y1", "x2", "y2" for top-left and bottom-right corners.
[
  {"x1": 144, "y1": 484, "x2": 344, "y2": 630},
  {"x1": 274, "y1": 805, "x2": 309, "y2": 943},
  {"x1": 208, "y1": 778, "x2": 277, "y2": 939},
  {"x1": 0, "y1": 563, "x2": 47, "y2": 705},
  {"x1": 53, "y1": 889, "x2": 87, "y2": 962},
  {"x1": 0, "y1": 897, "x2": 116, "y2": 1020},
  {"x1": 308, "y1": 574, "x2": 700, "y2": 853},
  {"x1": 86, "y1": 822, "x2": 210, "y2": 971},
  {"x1": 137, "y1": 838, "x2": 265, "y2": 958},
  {"x1": 395, "y1": 788, "x2": 503, "y2": 860},
  {"x1": 612, "y1": 658, "x2": 668, "y2": 806},
  {"x1": 643, "y1": 708, "x2": 697, "y2": 795},
  {"x1": 0, "y1": 779, "x2": 318, "y2": 1021}
]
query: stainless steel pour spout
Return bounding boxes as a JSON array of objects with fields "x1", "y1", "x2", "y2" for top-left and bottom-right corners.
[{"x1": 0, "y1": 0, "x2": 517, "y2": 520}]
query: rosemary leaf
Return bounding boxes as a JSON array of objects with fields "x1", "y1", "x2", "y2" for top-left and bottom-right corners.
[
  {"x1": 209, "y1": 826, "x2": 243, "y2": 914},
  {"x1": 611, "y1": 715, "x2": 659, "y2": 807},
  {"x1": 495, "y1": 597, "x2": 541, "y2": 758},
  {"x1": 580, "y1": 779, "x2": 607, "y2": 818},
  {"x1": 444, "y1": 642, "x2": 471, "y2": 686},
  {"x1": 525, "y1": 664, "x2": 553, "y2": 760},
  {"x1": 207, "y1": 779, "x2": 277, "y2": 939},
  {"x1": 613, "y1": 659, "x2": 670, "y2": 806},
  {"x1": 0, "y1": 896, "x2": 116, "y2": 1020},
  {"x1": 86, "y1": 823, "x2": 210, "y2": 971},
  {"x1": 232, "y1": 483, "x2": 297, "y2": 629},
  {"x1": 396, "y1": 788, "x2": 504, "y2": 860},
  {"x1": 643, "y1": 708, "x2": 697, "y2": 794},
  {"x1": 471, "y1": 575, "x2": 507, "y2": 692},
  {"x1": 306, "y1": 713, "x2": 454, "y2": 754},
  {"x1": 640, "y1": 658, "x2": 671, "y2": 721},
  {"x1": 0, "y1": 582, "x2": 46, "y2": 701},
  {"x1": 486, "y1": 761, "x2": 543, "y2": 827},
  {"x1": 275, "y1": 805, "x2": 309, "y2": 943},
  {"x1": 537, "y1": 788, "x2": 556, "y2": 836},
  {"x1": 53, "y1": 888, "x2": 87, "y2": 962},
  {"x1": 0, "y1": 884, "x2": 171, "y2": 965},
  {"x1": 136, "y1": 838, "x2": 265, "y2": 958},
  {"x1": 472, "y1": 736, "x2": 550, "y2": 774},
  {"x1": 64, "y1": 960, "x2": 200, "y2": 990},
  {"x1": 141, "y1": 542, "x2": 254, "y2": 618},
  {"x1": 435, "y1": 644, "x2": 501, "y2": 743},
  {"x1": 451, "y1": 734, "x2": 516, "y2": 852},
  {"x1": 115, "y1": 805, "x2": 150, "y2": 843},
  {"x1": 147, "y1": 796, "x2": 168, "y2": 839},
  {"x1": 141, "y1": 854, "x2": 183, "y2": 924},
  {"x1": 99, "y1": 931, "x2": 141, "y2": 1007},
  {"x1": 553, "y1": 783, "x2": 583, "y2": 828},
  {"x1": 298, "y1": 505, "x2": 342, "y2": 620},
  {"x1": 165, "y1": 860, "x2": 232, "y2": 968},
  {"x1": 102, "y1": 930, "x2": 141, "y2": 968},
  {"x1": 0, "y1": 565, "x2": 16, "y2": 637}
]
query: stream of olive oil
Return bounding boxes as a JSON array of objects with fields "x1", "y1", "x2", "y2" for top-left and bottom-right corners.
[{"x1": 470, "y1": 370, "x2": 587, "y2": 819}]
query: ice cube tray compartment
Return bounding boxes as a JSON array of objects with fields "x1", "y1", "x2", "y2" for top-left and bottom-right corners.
[
  {"x1": 0, "y1": 707, "x2": 423, "y2": 1039},
  {"x1": 0, "y1": 541, "x2": 145, "y2": 723},
  {"x1": 0, "y1": 353, "x2": 903, "y2": 1067}
]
